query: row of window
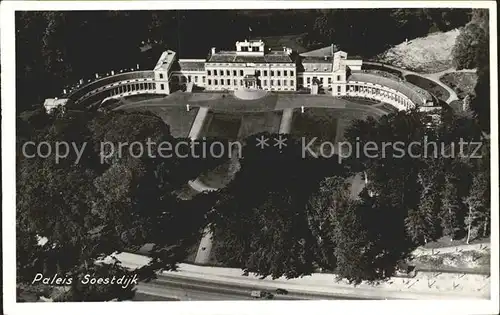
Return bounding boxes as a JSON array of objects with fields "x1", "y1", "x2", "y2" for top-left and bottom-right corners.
[
  {"x1": 206, "y1": 69, "x2": 295, "y2": 77},
  {"x1": 346, "y1": 85, "x2": 410, "y2": 105},
  {"x1": 300, "y1": 76, "x2": 343, "y2": 85},
  {"x1": 206, "y1": 79, "x2": 295, "y2": 87},
  {"x1": 109, "y1": 82, "x2": 158, "y2": 95},
  {"x1": 240, "y1": 46, "x2": 260, "y2": 52},
  {"x1": 174, "y1": 73, "x2": 344, "y2": 85},
  {"x1": 209, "y1": 87, "x2": 295, "y2": 91}
]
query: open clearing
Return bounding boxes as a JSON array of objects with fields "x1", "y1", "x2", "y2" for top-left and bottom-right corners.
[
  {"x1": 123, "y1": 106, "x2": 199, "y2": 138},
  {"x1": 376, "y1": 29, "x2": 460, "y2": 73},
  {"x1": 291, "y1": 108, "x2": 339, "y2": 142},
  {"x1": 201, "y1": 112, "x2": 242, "y2": 140},
  {"x1": 197, "y1": 110, "x2": 282, "y2": 188},
  {"x1": 291, "y1": 107, "x2": 372, "y2": 144},
  {"x1": 440, "y1": 72, "x2": 478, "y2": 99},
  {"x1": 200, "y1": 110, "x2": 283, "y2": 140}
]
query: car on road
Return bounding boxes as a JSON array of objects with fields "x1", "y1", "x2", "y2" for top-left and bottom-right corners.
[
  {"x1": 250, "y1": 290, "x2": 274, "y2": 299},
  {"x1": 275, "y1": 288, "x2": 288, "y2": 295}
]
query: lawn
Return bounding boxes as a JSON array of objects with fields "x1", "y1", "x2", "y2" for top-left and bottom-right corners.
[
  {"x1": 340, "y1": 96, "x2": 381, "y2": 105},
  {"x1": 291, "y1": 107, "x2": 371, "y2": 145},
  {"x1": 375, "y1": 103, "x2": 400, "y2": 114},
  {"x1": 238, "y1": 111, "x2": 283, "y2": 139},
  {"x1": 440, "y1": 72, "x2": 478, "y2": 99},
  {"x1": 201, "y1": 93, "x2": 280, "y2": 113},
  {"x1": 196, "y1": 110, "x2": 282, "y2": 188},
  {"x1": 201, "y1": 112, "x2": 242, "y2": 140},
  {"x1": 375, "y1": 29, "x2": 459, "y2": 73},
  {"x1": 292, "y1": 108, "x2": 339, "y2": 142},
  {"x1": 122, "y1": 94, "x2": 166, "y2": 103},
  {"x1": 405, "y1": 74, "x2": 450, "y2": 102},
  {"x1": 201, "y1": 110, "x2": 283, "y2": 140},
  {"x1": 123, "y1": 106, "x2": 199, "y2": 138}
]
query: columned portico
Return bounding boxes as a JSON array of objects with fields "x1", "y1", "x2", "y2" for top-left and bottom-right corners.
[{"x1": 243, "y1": 75, "x2": 258, "y2": 89}]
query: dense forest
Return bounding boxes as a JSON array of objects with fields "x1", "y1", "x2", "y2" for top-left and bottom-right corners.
[
  {"x1": 451, "y1": 9, "x2": 490, "y2": 133},
  {"x1": 16, "y1": 9, "x2": 472, "y2": 111}
]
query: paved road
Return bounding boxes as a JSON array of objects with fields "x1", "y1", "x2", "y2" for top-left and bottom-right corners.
[{"x1": 134, "y1": 273, "x2": 373, "y2": 301}]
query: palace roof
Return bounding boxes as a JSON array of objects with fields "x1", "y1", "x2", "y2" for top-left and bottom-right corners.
[{"x1": 207, "y1": 51, "x2": 293, "y2": 64}]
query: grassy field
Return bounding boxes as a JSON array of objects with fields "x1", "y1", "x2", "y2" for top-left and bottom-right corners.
[
  {"x1": 291, "y1": 107, "x2": 371, "y2": 144},
  {"x1": 238, "y1": 111, "x2": 283, "y2": 138},
  {"x1": 204, "y1": 93, "x2": 280, "y2": 113},
  {"x1": 440, "y1": 72, "x2": 478, "y2": 99},
  {"x1": 122, "y1": 94, "x2": 166, "y2": 103},
  {"x1": 197, "y1": 110, "x2": 282, "y2": 188},
  {"x1": 201, "y1": 112, "x2": 242, "y2": 140},
  {"x1": 291, "y1": 108, "x2": 339, "y2": 142},
  {"x1": 124, "y1": 106, "x2": 199, "y2": 138},
  {"x1": 375, "y1": 29, "x2": 459, "y2": 73},
  {"x1": 340, "y1": 96, "x2": 381, "y2": 106},
  {"x1": 201, "y1": 110, "x2": 283, "y2": 140},
  {"x1": 405, "y1": 74, "x2": 450, "y2": 102},
  {"x1": 375, "y1": 103, "x2": 400, "y2": 113}
]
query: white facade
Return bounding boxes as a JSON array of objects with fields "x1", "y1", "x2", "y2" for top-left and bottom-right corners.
[{"x1": 153, "y1": 50, "x2": 176, "y2": 95}]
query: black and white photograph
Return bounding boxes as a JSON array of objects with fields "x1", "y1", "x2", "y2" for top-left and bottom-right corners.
[{"x1": 1, "y1": 1, "x2": 498, "y2": 314}]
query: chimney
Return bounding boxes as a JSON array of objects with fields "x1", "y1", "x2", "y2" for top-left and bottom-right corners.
[
  {"x1": 137, "y1": 64, "x2": 140, "y2": 70},
  {"x1": 95, "y1": 73, "x2": 99, "y2": 79},
  {"x1": 63, "y1": 89, "x2": 67, "y2": 94},
  {"x1": 79, "y1": 79, "x2": 83, "y2": 85},
  {"x1": 211, "y1": 47, "x2": 216, "y2": 55},
  {"x1": 111, "y1": 70, "x2": 115, "y2": 75},
  {"x1": 331, "y1": 44, "x2": 334, "y2": 56}
]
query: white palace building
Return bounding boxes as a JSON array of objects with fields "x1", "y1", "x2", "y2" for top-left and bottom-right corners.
[{"x1": 45, "y1": 39, "x2": 435, "y2": 112}]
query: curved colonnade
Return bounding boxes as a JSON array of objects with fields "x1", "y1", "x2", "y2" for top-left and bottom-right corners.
[
  {"x1": 65, "y1": 70, "x2": 160, "y2": 108},
  {"x1": 344, "y1": 72, "x2": 434, "y2": 111}
]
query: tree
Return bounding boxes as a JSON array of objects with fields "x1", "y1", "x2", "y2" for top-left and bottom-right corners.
[
  {"x1": 16, "y1": 110, "x2": 216, "y2": 301},
  {"x1": 329, "y1": 198, "x2": 383, "y2": 284},
  {"x1": 406, "y1": 162, "x2": 444, "y2": 245},
  {"x1": 343, "y1": 110, "x2": 427, "y2": 217},
  {"x1": 305, "y1": 176, "x2": 348, "y2": 271},
  {"x1": 463, "y1": 156, "x2": 490, "y2": 243},
  {"x1": 440, "y1": 175, "x2": 467, "y2": 240},
  {"x1": 210, "y1": 133, "x2": 341, "y2": 279},
  {"x1": 470, "y1": 68, "x2": 490, "y2": 134},
  {"x1": 452, "y1": 22, "x2": 488, "y2": 70}
]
